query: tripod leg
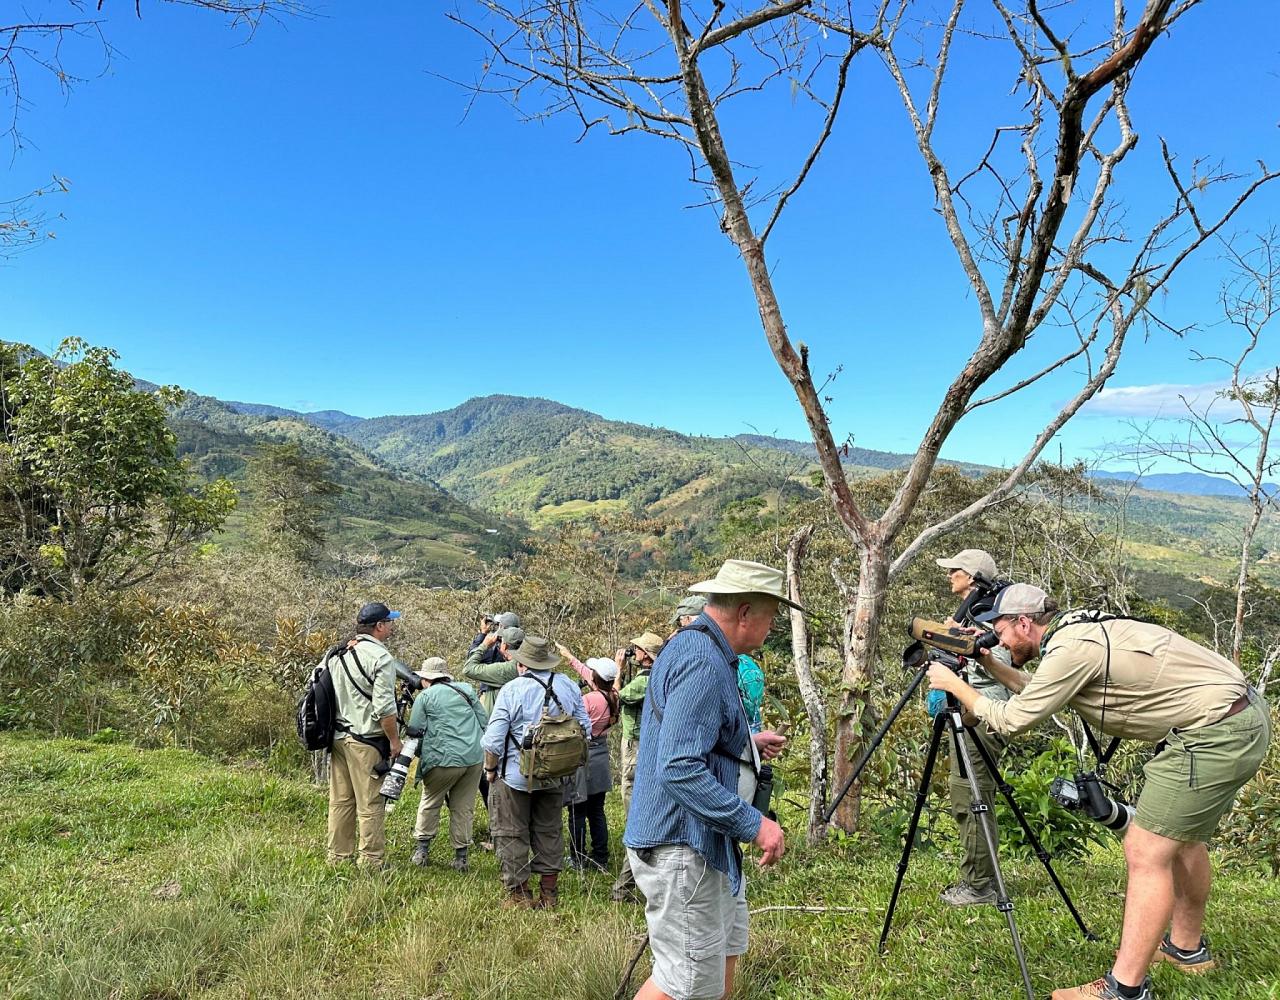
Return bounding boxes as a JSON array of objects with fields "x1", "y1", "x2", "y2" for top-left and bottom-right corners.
[
  {"x1": 948, "y1": 712, "x2": 1034, "y2": 1000},
  {"x1": 878, "y1": 711, "x2": 947, "y2": 954},
  {"x1": 965, "y1": 726, "x2": 1096, "y2": 941}
]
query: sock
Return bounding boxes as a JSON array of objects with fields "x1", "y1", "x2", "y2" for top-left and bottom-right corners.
[
  {"x1": 1111, "y1": 976, "x2": 1144, "y2": 999},
  {"x1": 1165, "y1": 933, "x2": 1204, "y2": 957}
]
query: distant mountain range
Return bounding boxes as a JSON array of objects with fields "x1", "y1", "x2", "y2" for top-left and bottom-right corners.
[{"x1": 1090, "y1": 470, "x2": 1279, "y2": 499}]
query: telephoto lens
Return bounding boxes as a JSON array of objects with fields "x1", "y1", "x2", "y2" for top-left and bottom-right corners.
[{"x1": 378, "y1": 736, "x2": 420, "y2": 809}]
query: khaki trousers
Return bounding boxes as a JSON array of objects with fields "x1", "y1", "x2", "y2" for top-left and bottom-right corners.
[
  {"x1": 413, "y1": 762, "x2": 484, "y2": 849},
  {"x1": 488, "y1": 779, "x2": 564, "y2": 890},
  {"x1": 619, "y1": 736, "x2": 639, "y2": 816},
  {"x1": 327, "y1": 737, "x2": 386, "y2": 866}
]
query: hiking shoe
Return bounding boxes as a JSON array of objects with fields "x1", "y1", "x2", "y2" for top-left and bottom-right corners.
[
  {"x1": 450, "y1": 847, "x2": 469, "y2": 873},
  {"x1": 940, "y1": 881, "x2": 997, "y2": 906},
  {"x1": 501, "y1": 883, "x2": 534, "y2": 909},
  {"x1": 410, "y1": 837, "x2": 433, "y2": 867},
  {"x1": 1051, "y1": 972, "x2": 1154, "y2": 1000},
  {"x1": 533, "y1": 873, "x2": 559, "y2": 910},
  {"x1": 1156, "y1": 934, "x2": 1216, "y2": 974}
]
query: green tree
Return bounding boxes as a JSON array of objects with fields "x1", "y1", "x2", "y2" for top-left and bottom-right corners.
[
  {"x1": 244, "y1": 442, "x2": 341, "y2": 562},
  {"x1": 0, "y1": 338, "x2": 236, "y2": 598}
]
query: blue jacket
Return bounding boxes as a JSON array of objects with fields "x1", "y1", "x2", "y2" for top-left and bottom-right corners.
[{"x1": 622, "y1": 613, "x2": 762, "y2": 893}]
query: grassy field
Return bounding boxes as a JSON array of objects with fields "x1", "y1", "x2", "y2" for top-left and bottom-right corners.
[{"x1": 2, "y1": 734, "x2": 1277, "y2": 1000}]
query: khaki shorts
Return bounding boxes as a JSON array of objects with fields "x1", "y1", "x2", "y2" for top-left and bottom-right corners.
[
  {"x1": 628, "y1": 845, "x2": 748, "y2": 1000},
  {"x1": 1136, "y1": 692, "x2": 1271, "y2": 842}
]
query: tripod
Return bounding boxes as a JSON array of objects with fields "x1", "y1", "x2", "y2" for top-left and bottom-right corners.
[{"x1": 824, "y1": 654, "x2": 1095, "y2": 1000}]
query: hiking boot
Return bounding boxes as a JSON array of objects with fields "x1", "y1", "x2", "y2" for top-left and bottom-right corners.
[
  {"x1": 450, "y1": 847, "x2": 469, "y2": 873},
  {"x1": 1156, "y1": 934, "x2": 1216, "y2": 975},
  {"x1": 533, "y1": 873, "x2": 559, "y2": 910},
  {"x1": 940, "y1": 881, "x2": 997, "y2": 907},
  {"x1": 410, "y1": 837, "x2": 434, "y2": 867},
  {"x1": 1050, "y1": 972, "x2": 1155, "y2": 1000},
  {"x1": 501, "y1": 882, "x2": 534, "y2": 909}
]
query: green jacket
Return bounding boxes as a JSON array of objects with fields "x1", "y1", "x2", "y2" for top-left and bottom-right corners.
[
  {"x1": 461, "y1": 647, "x2": 519, "y2": 715},
  {"x1": 407, "y1": 679, "x2": 488, "y2": 776},
  {"x1": 617, "y1": 670, "x2": 650, "y2": 743}
]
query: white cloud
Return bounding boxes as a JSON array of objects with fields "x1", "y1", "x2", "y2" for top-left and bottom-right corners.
[{"x1": 1083, "y1": 378, "x2": 1233, "y2": 418}]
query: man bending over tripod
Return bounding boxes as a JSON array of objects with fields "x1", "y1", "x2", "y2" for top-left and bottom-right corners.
[{"x1": 927, "y1": 583, "x2": 1269, "y2": 1000}]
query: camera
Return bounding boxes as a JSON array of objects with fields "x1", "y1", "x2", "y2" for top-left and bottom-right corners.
[
  {"x1": 1049, "y1": 771, "x2": 1133, "y2": 833},
  {"x1": 378, "y1": 735, "x2": 421, "y2": 807}
]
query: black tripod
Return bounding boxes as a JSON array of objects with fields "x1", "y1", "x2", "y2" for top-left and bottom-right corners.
[{"x1": 824, "y1": 653, "x2": 1095, "y2": 1000}]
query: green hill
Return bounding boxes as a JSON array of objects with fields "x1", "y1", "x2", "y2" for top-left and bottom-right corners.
[
  {"x1": 329, "y1": 395, "x2": 821, "y2": 525},
  {"x1": 168, "y1": 394, "x2": 523, "y2": 579}
]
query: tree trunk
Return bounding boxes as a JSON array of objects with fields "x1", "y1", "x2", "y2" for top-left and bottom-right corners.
[
  {"x1": 1232, "y1": 502, "x2": 1264, "y2": 666},
  {"x1": 785, "y1": 525, "x2": 829, "y2": 845},
  {"x1": 829, "y1": 548, "x2": 890, "y2": 833}
]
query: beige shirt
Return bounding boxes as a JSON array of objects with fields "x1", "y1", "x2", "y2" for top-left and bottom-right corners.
[
  {"x1": 330, "y1": 636, "x2": 398, "y2": 739},
  {"x1": 974, "y1": 614, "x2": 1247, "y2": 742}
]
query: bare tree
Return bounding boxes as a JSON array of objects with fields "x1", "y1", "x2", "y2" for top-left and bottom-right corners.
[
  {"x1": 1135, "y1": 231, "x2": 1280, "y2": 666},
  {"x1": 450, "y1": 0, "x2": 1278, "y2": 829},
  {"x1": 785, "y1": 523, "x2": 828, "y2": 845}
]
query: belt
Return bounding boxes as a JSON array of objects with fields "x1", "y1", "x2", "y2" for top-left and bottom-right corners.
[{"x1": 1219, "y1": 692, "x2": 1251, "y2": 723}]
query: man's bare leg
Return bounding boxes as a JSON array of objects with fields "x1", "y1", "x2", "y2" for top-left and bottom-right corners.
[
  {"x1": 1112, "y1": 824, "x2": 1183, "y2": 985},
  {"x1": 632, "y1": 956, "x2": 740, "y2": 1000},
  {"x1": 723, "y1": 955, "x2": 738, "y2": 998},
  {"x1": 1169, "y1": 840, "x2": 1211, "y2": 951}
]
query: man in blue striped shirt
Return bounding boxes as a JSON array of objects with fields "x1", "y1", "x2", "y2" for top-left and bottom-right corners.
[{"x1": 624, "y1": 560, "x2": 799, "y2": 1000}]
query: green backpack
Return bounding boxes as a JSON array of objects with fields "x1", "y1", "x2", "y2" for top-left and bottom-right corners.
[{"x1": 517, "y1": 673, "x2": 587, "y2": 782}]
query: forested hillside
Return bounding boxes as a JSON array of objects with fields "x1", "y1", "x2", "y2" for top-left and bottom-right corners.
[{"x1": 169, "y1": 394, "x2": 522, "y2": 577}]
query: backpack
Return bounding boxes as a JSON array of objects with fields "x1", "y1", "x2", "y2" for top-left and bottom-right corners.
[
  {"x1": 514, "y1": 674, "x2": 587, "y2": 781},
  {"x1": 296, "y1": 660, "x2": 340, "y2": 751},
  {"x1": 295, "y1": 643, "x2": 374, "y2": 752}
]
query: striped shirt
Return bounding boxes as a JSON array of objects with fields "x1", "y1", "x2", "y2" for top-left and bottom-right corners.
[{"x1": 622, "y1": 613, "x2": 762, "y2": 894}]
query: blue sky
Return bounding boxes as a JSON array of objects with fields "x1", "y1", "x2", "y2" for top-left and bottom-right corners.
[{"x1": 4, "y1": 1, "x2": 1278, "y2": 472}]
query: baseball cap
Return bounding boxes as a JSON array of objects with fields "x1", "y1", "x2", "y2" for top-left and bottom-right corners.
[
  {"x1": 934, "y1": 549, "x2": 998, "y2": 583},
  {"x1": 974, "y1": 583, "x2": 1049, "y2": 623},
  {"x1": 670, "y1": 594, "x2": 708, "y2": 625},
  {"x1": 499, "y1": 625, "x2": 525, "y2": 647},
  {"x1": 586, "y1": 656, "x2": 619, "y2": 683},
  {"x1": 495, "y1": 611, "x2": 521, "y2": 629},
  {"x1": 357, "y1": 602, "x2": 401, "y2": 625}
]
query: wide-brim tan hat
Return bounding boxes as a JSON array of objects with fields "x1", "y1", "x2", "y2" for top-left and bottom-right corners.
[
  {"x1": 507, "y1": 635, "x2": 561, "y2": 670},
  {"x1": 631, "y1": 631, "x2": 667, "y2": 658},
  {"x1": 687, "y1": 559, "x2": 806, "y2": 613},
  {"x1": 418, "y1": 656, "x2": 451, "y2": 682}
]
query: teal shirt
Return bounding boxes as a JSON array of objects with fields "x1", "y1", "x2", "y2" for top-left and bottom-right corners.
[
  {"x1": 737, "y1": 655, "x2": 765, "y2": 734},
  {"x1": 618, "y1": 670, "x2": 650, "y2": 742},
  {"x1": 407, "y1": 679, "x2": 489, "y2": 776}
]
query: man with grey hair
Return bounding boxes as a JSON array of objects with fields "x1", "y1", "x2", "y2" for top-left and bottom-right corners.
[{"x1": 624, "y1": 560, "x2": 796, "y2": 1000}]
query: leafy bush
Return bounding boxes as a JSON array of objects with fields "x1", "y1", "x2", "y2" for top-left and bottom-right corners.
[{"x1": 995, "y1": 739, "x2": 1110, "y2": 861}]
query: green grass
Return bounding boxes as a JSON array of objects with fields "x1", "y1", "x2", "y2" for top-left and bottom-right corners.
[{"x1": 2, "y1": 734, "x2": 1277, "y2": 1000}]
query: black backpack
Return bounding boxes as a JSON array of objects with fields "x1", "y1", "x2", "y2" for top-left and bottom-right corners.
[{"x1": 296, "y1": 643, "x2": 373, "y2": 752}]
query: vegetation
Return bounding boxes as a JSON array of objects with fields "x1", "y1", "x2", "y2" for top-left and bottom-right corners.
[
  {"x1": 2, "y1": 733, "x2": 1278, "y2": 1000},
  {"x1": 0, "y1": 340, "x2": 236, "y2": 599}
]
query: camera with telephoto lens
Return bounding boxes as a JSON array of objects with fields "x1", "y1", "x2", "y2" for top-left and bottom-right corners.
[
  {"x1": 1049, "y1": 771, "x2": 1134, "y2": 833},
  {"x1": 378, "y1": 735, "x2": 420, "y2": 807}
]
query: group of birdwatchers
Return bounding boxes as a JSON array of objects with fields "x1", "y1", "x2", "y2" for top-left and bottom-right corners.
[{"x1": 320, "y1": 553, "x2": 1268, "y2": 1000}]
